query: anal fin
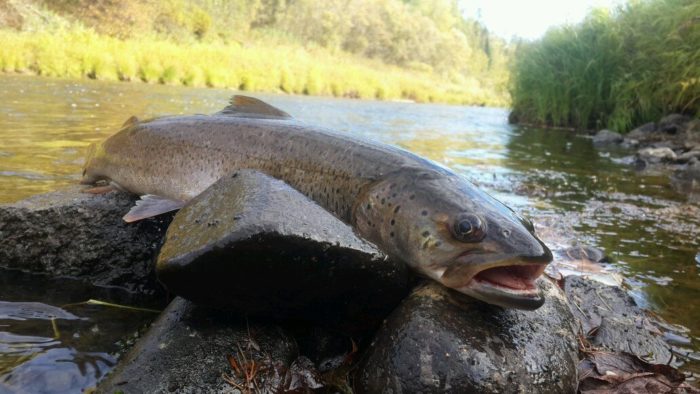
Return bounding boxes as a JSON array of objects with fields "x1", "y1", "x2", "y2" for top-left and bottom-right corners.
[{"x1": 124, "y1": 195, "x2": 185, "y2": 223}]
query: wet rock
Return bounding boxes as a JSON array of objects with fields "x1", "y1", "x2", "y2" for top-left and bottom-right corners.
[
  {"x1": 677, "y1": 148, "x2": 700, "y2": 163},
  {"x1": 637, "y1": 147, "x2": 677, "y2": 163},
  {"x1": 356, "y1": 279, "x2": 579, "y2": 393},
  {"x1": 672, "y1": 158, "x2": 700, "y2": 192},
  {"x1": 659, "y1": 113, "x2": 692, "y2": 134},
  {"x1": 97, "y1": 297, "x2": 298, "y2": 393},
  {"x1": 627, "y1": 122, "x2": 657, "y2": 140},
  {"x1": 157, "y1": 170, "x2": 413, "y2": 330},
  {"x1": 0, "y1": 186, "x2": 171, "y2": 293},
  {"x1": 563, "y1": 276, "x2": 672, "y2": 364},
  {"x1": 562, "y1": 245, "x2": 608, "y2": 263},
  {"x1": 592, "y1": 129, "x2": 623, "y2": 145}
]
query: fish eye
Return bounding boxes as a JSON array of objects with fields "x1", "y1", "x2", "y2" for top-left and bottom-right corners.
[{"x1": 451, "y1": 214, "x2": 486, "y2": 243}]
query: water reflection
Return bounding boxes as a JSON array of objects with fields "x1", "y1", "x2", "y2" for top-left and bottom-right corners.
[{"x1": 0, "y1": 270, "x2": 161, "y2": 393}]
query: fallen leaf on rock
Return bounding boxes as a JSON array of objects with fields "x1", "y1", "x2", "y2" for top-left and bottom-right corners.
[
  {"x1": 282, "y1": 356, "x2": 324, "y2": 393},
  {"x1": 578, "y1": 350, "x2": 699, "y2": 393}
]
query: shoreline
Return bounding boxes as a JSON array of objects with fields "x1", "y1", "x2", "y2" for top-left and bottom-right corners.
[{"x1": 0, "y1": 29, "x2": 507, "y2": 107}]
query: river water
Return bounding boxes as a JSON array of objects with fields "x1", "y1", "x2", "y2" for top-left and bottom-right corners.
[{"x1": 1, "y1": 75, "x2": 699, "y2": 390}]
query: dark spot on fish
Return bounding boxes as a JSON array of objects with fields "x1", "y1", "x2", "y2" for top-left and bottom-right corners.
[
  {"x1": 422, "y1": 231, "x2": 430, "y2": 237},
  {"x1": 366, "y1": 204, "x2": 371, "y2": 210},
  {"x1": 434, "y1": 241, "x2": 442, "y2": 247},
  {"x1": 392, "y1": 193, "x2": 397, "y2": 198},
  {"x1": 421, "y1": 210, "x2": 428, "y2": 216},
  {"x1": 231, "y1": 172, "x2": 238, "y2": 178},
  {"x1": 410, "y1": 194, "x2": 415, "y2": 200},
  {"x1": 390, "y1": 219, "x2": 395, "y2": 225},
  {"x1": 394, "y1": 205, "x2": 401, "y2": 213},
  {"x1": 390, "y1": 232, "x2": 394, "y2": 237},
  {"x1": 381, "y1": 198, "x2": 385, "y2": 205},
  {"x1": 390, "y1": 183, "x2": 396, "y2": 189}
]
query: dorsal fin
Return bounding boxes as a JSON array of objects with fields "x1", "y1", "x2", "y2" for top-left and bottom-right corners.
[
  {"x1": 122, "y1": 115, "x2": 139, "y2": 128},
  {"x1": 216, "y1": 95, "x2": 292, "y2": 119}
]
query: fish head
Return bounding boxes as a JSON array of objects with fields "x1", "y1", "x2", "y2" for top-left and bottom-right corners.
[
  {"x1": 354, "y1": 168, "x2": 552, "y2": 310},
  {"x1": 80, "y1": 142, "x2": 106, "y2": 184}
]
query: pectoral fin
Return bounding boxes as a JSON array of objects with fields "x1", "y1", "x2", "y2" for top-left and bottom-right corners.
[{"x1": 124, "y1": 195, "x2": 185, "y2": 223}]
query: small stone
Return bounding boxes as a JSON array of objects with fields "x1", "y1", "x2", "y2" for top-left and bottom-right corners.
[
  {"x1": 659, "y1": 114, "x2": 691, "y2": 134},
  {"x1": 637, "y1": 147, "x2": 677, "y2": 163},
  {"x1": 562, "y1": 245, "x2": 608, "y2": 263},
  {"x1": 677, "y1": 149, "x2": 700, "y2": 162},
  {"x1": 593, "y1": 129, "x2": 623, "y2": 145},
  {"x1": 627, "y1": 122, "x2": 656, "y2": 140}
]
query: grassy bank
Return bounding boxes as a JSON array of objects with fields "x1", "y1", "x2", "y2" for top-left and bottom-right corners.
[
  {"x1": 0, "y1": 28, "x2": 500, "y2": 105},
  {"x1": 0, "y1": 0, "x2": 511, "y2": 106},
  {"x1": 510, "y1": 0, "x2": 699, "y2": 132}
]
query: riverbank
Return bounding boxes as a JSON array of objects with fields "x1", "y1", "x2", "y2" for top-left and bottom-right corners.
[
  {"x1": 0, "y1": 0, "x2": 510, "y2": 106},
  {"x1": 0, "y1": 28, "x2": 504, "y2": 106}
]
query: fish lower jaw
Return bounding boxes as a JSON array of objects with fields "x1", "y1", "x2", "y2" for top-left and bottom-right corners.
[{"x1": 457, "y1": 264, "x2": 547, "y2": 310}]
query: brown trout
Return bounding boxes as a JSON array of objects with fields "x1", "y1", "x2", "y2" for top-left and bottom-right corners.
[{"x1": 82, "y1": 96, "x2": 552, "y2": 309}]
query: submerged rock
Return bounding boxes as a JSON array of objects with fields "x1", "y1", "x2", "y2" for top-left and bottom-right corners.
[
  {"x1": 0, "y1": 186, "x2": 170, "y2": 293},
  {"x1": 356, "y1": 279, "x2": 579, "y2": 393},
  {"x1": 97, "y1": 297, "x2": 299, "y2": 393},
  {"x1": 563, "y1": 276, "x2": 672, "y2": 364},
  {"x1": 562, "y1": 245, "x2": 608, "y2": 264},
  {"x1": 592, "y1": 129, "x2": 623, "y2": 145},
  {"x1": 157, "y1": 170, "x2": 413, "y2": 330}
]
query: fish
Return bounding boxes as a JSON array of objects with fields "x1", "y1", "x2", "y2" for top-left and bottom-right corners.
[{"x1": 82, "y1": 95, "x2": 552, "y2": 310}]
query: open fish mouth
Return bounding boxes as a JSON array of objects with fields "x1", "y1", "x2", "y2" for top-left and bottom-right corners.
[
  {"x1": 444, "y1": 253, "x2": 550, "y2": 310},
  {"x1": 463, "y1": 263, "x2": 547, "y2": 309}
]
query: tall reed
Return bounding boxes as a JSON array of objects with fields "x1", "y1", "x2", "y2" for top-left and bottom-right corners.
[{"x1": 510, "y1": 0, "x2": 700, "y2": 132}]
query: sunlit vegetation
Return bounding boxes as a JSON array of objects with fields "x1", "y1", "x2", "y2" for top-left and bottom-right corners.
[
  {"x1": 0, "y1": 0, "x2": 511, "y2": 106},
  {"x1": 510, "y1": 0, "x2": 700, "y2": 132}
]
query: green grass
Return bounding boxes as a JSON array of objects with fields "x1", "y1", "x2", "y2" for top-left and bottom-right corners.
[
  {"x1": 510, "y1": 0, "x2": 700, "y2": 132},
  {"x1": 0, "y1": 26, "x2": 507, "y2": 106}
]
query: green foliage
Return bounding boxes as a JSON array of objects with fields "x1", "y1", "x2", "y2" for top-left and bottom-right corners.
[
  {"x1": 0, "y1": 0, "x2": 512, "y2": 106},
  {"x1": 510, "y1": 0, "x2": 700, "y2": 132}
]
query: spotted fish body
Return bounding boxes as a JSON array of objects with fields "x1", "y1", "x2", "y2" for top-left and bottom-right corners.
[{"x1": 83, "y1": 96, "x2": 552, "y2": 309}]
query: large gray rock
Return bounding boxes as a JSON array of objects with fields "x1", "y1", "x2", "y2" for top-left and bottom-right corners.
[
  {"x1": 356, "y1": 279, "x2": 579, "y2": 393},
  {"x1": 563, "y1": 276, "x2": 672, "y2": 364},
  {"x1": 96, "y1": 297, "x2": 299, "y2": 393},
  {"x1": 157, "y1": 170, "x2": 413, "y2": 330},
  {"x1": 0, "y1": 186, "x2": 171, "y2": 293}
]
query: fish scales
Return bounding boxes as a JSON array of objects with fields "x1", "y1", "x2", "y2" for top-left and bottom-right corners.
[{"x1": 96, "y1": 115, "x2": 432, "y2": 221}]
